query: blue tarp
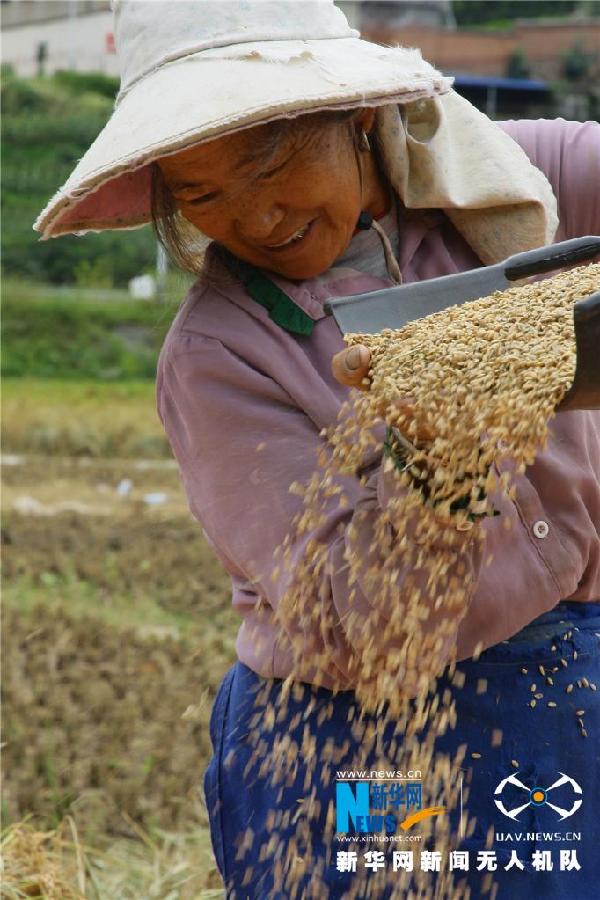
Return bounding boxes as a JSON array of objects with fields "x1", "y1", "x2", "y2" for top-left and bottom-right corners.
[{"x1": 450, "y1": 73, "x2": 550, "y2": 92}]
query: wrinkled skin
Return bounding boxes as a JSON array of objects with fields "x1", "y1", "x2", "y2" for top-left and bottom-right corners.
[
  {"x1": 158, "y1": 108, "x2": 388, "y2": 280},
  {"x1": 159, "y1": 110, "x2": 436, "y2": 442},
  {"x1": 158, "y1": 109, "x2": 387, "y2": 394}
]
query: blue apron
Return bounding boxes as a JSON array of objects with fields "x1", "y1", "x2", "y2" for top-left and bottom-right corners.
[{"x1": 204, "y1": 601, "x2": 600, "y2": 899}]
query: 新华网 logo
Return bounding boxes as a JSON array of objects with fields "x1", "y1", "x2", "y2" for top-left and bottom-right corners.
[
  {"x1": 336, "y1": 780, "x2": 423, "y2": 834},
  {"x1": 335, "y1": 779, "x2": 445, "y2": 835}
]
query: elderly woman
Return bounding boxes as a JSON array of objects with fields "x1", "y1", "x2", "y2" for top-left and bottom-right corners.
[{"x1": 36, "y1": 1, "x2": 599, "y2": 897}]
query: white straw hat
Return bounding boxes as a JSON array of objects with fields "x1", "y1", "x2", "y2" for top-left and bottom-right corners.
[{"x1": 34, "y1": 0, "x2": 452, "y2": 240}]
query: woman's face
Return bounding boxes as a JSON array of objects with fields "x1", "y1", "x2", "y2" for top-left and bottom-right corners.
[{"x1": 158, "y1": 108, "x2": 386, "y2": 280}]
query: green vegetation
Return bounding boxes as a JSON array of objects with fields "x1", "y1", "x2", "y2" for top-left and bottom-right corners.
[
  {"x1": 562, "y1": 40, "x2": 595, "y2": 80},
  {"x1": 506, "y1": 47, "x2": 532, "y2": 80},
  {"x1": 453, "y1": 1, "x2": 600, "y2": 28},
  {"x1": 1, "y1": 69, "x2": 156, "y2": 286},
  {"x1": 2, "y1": 281, "x2": 174, "y2": 380},
  {"x1": 2, "y1": 378, "x2": 169, "y2": 457}
]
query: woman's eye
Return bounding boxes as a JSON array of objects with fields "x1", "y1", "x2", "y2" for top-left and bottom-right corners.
[
  {"x1": 259, "y1": 157, "x2": 290, "y2": 181},
  {"x1": 189, "y1": 191, "x2": 219, "y2": 205}
]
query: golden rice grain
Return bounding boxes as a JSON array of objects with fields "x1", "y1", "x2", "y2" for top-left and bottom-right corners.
[
  {"x1": 259, "y1": 263, "x2": 600, "y2": 899},
  {"x1": 491, "y1": 729, "x2": 503, "y2": 747}
]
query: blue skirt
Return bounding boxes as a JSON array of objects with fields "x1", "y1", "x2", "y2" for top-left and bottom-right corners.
[{"x1": 204, "y1": 602, "x2": 600, "y2": 899}]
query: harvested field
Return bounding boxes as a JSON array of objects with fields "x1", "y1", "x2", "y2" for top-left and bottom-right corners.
[
  {"x1": 2, "y1": 379, "x2": 169, "y2": 459},
  {"x1": 2, "y1": 454, "x2": 235, "y2": 897}
]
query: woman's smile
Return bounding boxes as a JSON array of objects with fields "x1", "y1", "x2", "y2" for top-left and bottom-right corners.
[{"x1": 261, "y1": 218, "x2": 317, "y2": 253}]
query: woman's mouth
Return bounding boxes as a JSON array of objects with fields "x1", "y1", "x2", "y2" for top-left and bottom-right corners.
[{"x1": 263, "y1": 219, "x2": 316, "y2": 253}]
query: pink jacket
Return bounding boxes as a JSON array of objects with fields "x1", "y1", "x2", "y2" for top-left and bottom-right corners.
[{"x1": 156, "y1": 118, "x2": 600, "y2": 690}]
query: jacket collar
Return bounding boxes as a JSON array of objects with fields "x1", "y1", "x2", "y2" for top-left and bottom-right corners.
[
  {"x1": 270, "y1": 265, "x2": 394, "y2": 327},
  {"x1": 215, "y1": 245, "x2": 391, "y2": 336},
  {"x1": 210, "y1": 206, "x2": 441, "y2": 336}
]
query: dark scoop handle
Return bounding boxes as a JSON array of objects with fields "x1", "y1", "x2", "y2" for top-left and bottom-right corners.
[
  {"x1": 557, "y1": 291, "x2": 600, "y2": 411},
  {"x1": 505, "y1": 236, "x2": 600, "y2": 281}
]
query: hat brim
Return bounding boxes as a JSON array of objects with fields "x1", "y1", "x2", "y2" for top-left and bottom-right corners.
[{"x1": 34, "y1": 38, "x2": 452, "y2": 239}]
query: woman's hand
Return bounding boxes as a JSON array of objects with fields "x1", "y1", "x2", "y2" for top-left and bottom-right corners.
[
  {"x1": 331, "y1": 344, "x2": 371, "y2": 391},
  {"x1": 331, "y1": 343, "x2": 436, "y2": 445}
]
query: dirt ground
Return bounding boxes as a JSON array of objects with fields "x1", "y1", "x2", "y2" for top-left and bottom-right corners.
[{"x1": 2, "y1": 454, "x2": 238, "y2": 896}]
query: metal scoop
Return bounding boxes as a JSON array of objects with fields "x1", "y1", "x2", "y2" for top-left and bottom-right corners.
[{"x1": 324, "y1": 236, "x2": 600, "y2": 412}]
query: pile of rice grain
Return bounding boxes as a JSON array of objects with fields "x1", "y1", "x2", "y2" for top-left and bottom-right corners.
[
  {"x1": 274, "y1": 265, "x2": 599, "y2": 707},
  {"x1": 248, "y1": 264, "x2": 599, "y2": 897},
  {"x1": 348, "y1": 263, "x2": 599, "y2": 521}
]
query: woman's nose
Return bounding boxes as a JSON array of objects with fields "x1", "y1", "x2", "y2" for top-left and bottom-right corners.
[{"x1": 236, "y1": 201, "x2": 286, "y2": 243}]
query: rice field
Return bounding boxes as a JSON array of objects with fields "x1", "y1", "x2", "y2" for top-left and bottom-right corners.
[{"x1": 2, "y1": 381, "x2": 233, "y2": 898}]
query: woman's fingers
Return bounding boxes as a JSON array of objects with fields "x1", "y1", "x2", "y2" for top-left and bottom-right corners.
[
  {"x1": 331, "y1": 346, "x2": 436, "y2": 443},
  {"x1": 331, "y1": 344, "x2": 371, "y2": 391}
]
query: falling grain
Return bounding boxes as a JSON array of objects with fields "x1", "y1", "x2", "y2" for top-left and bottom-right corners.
[
  {"x1": 491, "y1": 729, "x2": 503, "y2": 747},
  {"x1": 261, "y1": 263, "x2": 600, "y2": 899}
]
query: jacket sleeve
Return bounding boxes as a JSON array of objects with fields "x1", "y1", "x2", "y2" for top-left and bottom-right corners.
[
  {"x1": 157, "y1": 330, "x2": 482, "y2": 694},
  {"x1": 497, "y1": 117, "x2": 600, "y2": 239}
]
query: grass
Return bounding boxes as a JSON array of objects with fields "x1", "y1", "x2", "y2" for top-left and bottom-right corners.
[
  {"x1": 2, "y1": 275, "x2": 195, "y2": 382},
  {"x1": 1, "y1": 323, "x2": 234, "y2": 895},
  {"x1": 2, "y1": 284, "x2": 173, "y2": 380},
  {"x1": 2, "y1": 379, "x2": 169, "y2": 457},
  {"x1": 3, "y1": 528, "x2": 234, "y2": 895},
  {"x1": 2, "y1": 279, "x2": 130, "y2": 303},
  {"x1": 1, "y1": 818, "x2": 224, "y2": 899},
  {"x1": 3, "y1": 573, "x2": 196, "y2": 636},
  {"x1": 2, "y1": 379, "x2": 234, "y2": 895}
]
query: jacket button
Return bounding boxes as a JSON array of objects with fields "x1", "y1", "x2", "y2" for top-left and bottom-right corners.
[{"x1": 533, "y1": 520, "x2": 549, "y2": 539}]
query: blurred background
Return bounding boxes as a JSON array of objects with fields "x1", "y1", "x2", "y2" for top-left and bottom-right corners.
[{"x1": 1, "y1": 2, "x2": 599, "y2": 897}]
